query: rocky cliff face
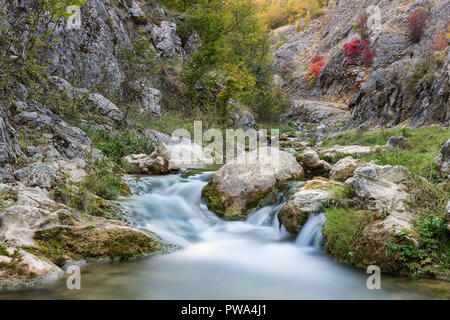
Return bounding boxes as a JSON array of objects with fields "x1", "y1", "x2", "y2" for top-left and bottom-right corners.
[
  {"x1": 273, "y1": 0, "x2": 449, "y2": 128},
  {"x1": 3, "y1": 0, "x2": 187, "y2": 89},
  {"x1": 0, "y1": 0, "x2": 189, "y2": 286}
]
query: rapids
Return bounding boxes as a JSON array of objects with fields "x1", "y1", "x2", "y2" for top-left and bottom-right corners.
[{"x1": 2, "y1": 171, "x2": 449, "y2": 299}]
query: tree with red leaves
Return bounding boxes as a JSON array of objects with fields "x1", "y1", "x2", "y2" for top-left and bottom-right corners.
[
  {"x1": 305, "y1": 55, "x2": 326, "y2": 83},
  {"x1": 343, "y1": 37, "x2": 374, "y2": 66},
  {"x1": 343, "y1": 38, "x2": 362, "y2": 63},
  {"x1": 407, "y1": 8, "x2": 427, "y2": 43}
]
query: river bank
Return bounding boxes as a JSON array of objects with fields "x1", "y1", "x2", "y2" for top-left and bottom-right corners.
[{"x1": 1, "y1": 171, "x2": 449, "y2": 299}]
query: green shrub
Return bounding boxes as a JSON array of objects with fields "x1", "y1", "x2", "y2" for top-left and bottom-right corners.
[
  {"x1": 85, "y1": 129, "x2": 156, "y2": 164},
  {"x1": 83, "y1": 159, "x2": 129, "y2": 200},
  {"x1": 386, "y1": 214, "x2": 450, "y2": 279},
  {"x1": 51, "y1": 159, "x2": 131, "y2": 218}
]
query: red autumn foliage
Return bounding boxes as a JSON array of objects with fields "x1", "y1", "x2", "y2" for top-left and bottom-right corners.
[
  {"x1": 429, "y1": 32, "x2": 447, "y2": 51},
  {"x1": 343, "y1": 37, "x2": 374, "y2": 66},
  {"x1": 305, "y1": 54, "x2": 326, "y2": 83},
  {"x1": 407, "y1": 8, "x2": 427, "y2": 43},
  {"x1": 343, "y1": 38, "x2": 361, "y2": 63}
]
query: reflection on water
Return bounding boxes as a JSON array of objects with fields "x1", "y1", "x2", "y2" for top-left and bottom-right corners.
[{"x1": 1, "y1": 172, "x2": 449, "y2": 299}]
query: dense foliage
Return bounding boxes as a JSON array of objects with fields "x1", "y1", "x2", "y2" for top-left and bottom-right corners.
[
  {"x1": 162, "y1": 0, "x2": 288, "y2": 122},
  {"x1": 343, "y1": 37, "x2": 374, "y2": 66},
  {"x1": 85, "y1": 128, "x2": 156, "y2": 165}
]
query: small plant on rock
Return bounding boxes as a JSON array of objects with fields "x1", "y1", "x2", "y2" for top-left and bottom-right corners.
[
  {"x1": 353, "y1": 13, "x2": 370, "y2": 40},
  {"x1": 406, "y1": 8, "x2": 427, "y2": 43}
]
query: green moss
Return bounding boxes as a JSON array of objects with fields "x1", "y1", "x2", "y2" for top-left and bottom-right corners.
[
  {"x1": 0, "y1": 250, "x2": 37, "y2": 285},
  {"x1": 27, "y1": 226, "x2": 163, "y2": 267},
  {"x1": 120, "y1": 181, "x2": 133, "y2": 196},
  {"x1": 51, "y1": 179, "x2": 116, "y2": 219},
  {"x1": 0, "y1": 244, "x2": 10, "y2": 257},
  {"x1": 201, "y1": 181, "x2": 225, "y2": 216},
  {"x1": 50, "y1": 158, "x2": 133, "y2": 219},
  {"x1": 328, "y1": 184, "x2": 356, "y2": 203}
]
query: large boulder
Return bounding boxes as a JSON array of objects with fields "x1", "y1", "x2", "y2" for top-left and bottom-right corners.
[
  {"x1": 349, "y1": 164, "x2": 417, "y2": 272},
  {"x1": 352, "y1": 164, "x2": 412, "y2": 215},
  {"x1": 202, "y1": 147, "x2": 303, "y2": 220},
  {"x1": 434, "y1": 138, "x2": 450, "y2": 178},
  {"x1": 296, "y1": 147, "x2": 331, "y2": 178},
  {"x1": 330, "y1": 156, "x2": 365, "y2": 181},
  {"x1": 122, "y1": 144, "x2": 171, "y2": 175}
]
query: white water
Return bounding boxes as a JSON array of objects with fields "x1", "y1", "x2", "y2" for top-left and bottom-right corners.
[
  {"x1": 296, "y1": 213, "x2": 325, "y2": 248},
  {"x1": 2, "y1": 171, "x2": 450, "y2": 299}
]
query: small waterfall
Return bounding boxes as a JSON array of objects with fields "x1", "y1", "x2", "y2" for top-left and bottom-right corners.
[
  {"x1": 122, "y1": 172, "x2": 220, "y2": 247},
  {"x1": 295, "y1": 213, "x2": 325, "y2": 248}
]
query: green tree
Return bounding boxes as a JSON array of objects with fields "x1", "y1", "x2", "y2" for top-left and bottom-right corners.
[{"x1": 177, "y1": 0, "x2": 288, "y2": 122}]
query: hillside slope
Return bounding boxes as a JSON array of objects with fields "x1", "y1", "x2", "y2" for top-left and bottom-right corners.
[{"x1": 272, "y1": 0, "x2": 449, "y2": 128}]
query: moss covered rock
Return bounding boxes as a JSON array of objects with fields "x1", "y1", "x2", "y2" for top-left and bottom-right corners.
[{"x1": 30, "y1": 226, "x2": 164, "y2": 267}]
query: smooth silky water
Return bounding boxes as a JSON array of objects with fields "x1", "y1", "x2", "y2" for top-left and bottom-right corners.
[{"x1": 1, "y1": 171, "x2": 450, "y2": 299}]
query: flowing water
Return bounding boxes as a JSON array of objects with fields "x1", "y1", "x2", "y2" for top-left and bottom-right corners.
[{"x1": 1, "y1": 171, "x2": 450, "y2": 299}]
